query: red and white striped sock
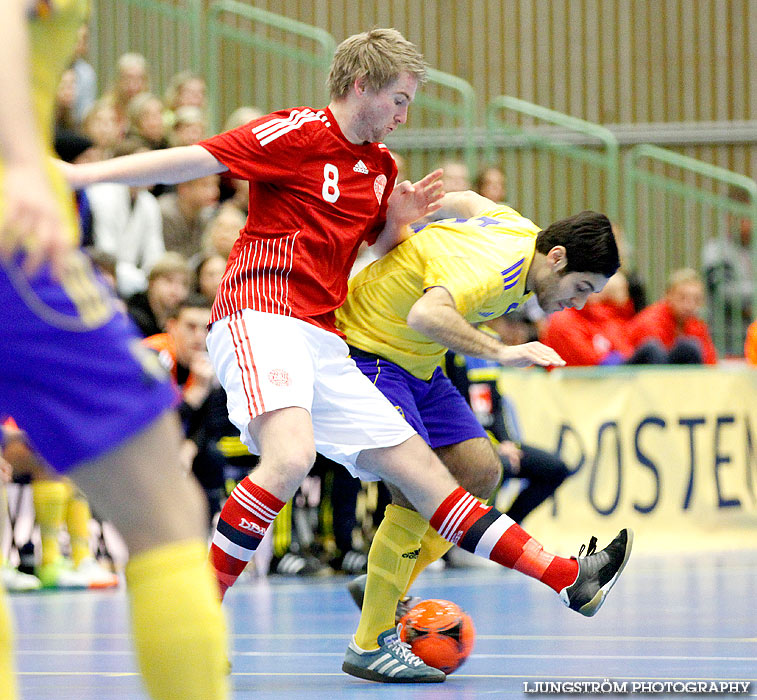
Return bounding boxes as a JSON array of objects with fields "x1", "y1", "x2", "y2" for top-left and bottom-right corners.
[
  {"x1": 209, "y1": 477, "x2": 284, "y2": 598},
  {"x1": 430, "y1": 487, "x2": 578, "y2": 592}
]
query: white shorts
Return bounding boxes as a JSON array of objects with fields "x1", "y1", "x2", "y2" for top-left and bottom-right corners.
[{"x1": 206, "y1": 309, "x2": 416, "y2": 479}]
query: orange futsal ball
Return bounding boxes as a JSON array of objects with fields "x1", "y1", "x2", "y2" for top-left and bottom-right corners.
[{"x1": 399, "y1": 599, "x2": 475, "y2": 674}]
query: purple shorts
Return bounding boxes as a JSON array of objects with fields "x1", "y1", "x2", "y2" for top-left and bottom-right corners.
[
  {"x1": 351, "y1": 348, "x2": 486, "y2": 449},
  {"x1": 0, "y1": 254, "x2": 176, "y2": 472}
]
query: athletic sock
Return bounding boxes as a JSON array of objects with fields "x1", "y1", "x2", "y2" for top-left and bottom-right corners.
[
  {"x1": 403, "y1": 525, "x2": 454, "y2": 597},
  {"x1": 209, "y1": 476, "x2": 283, "y2": 598},
  {"x1": 354, "y1": 505, "x2": 428, "y2": 651},
  {"x1": 65, "y1": 486, "x2": 92, "y2": 567},
  {"x1": 429, "y1": 487, "x2": 578, "y2": 592},
  {"x1": 0, "y1": 567, "x2": 19, "y2": 700},
  {"x1": 126, "y1": 539, "x2": 228, "y2": 700},
  {"x1": 31, "y1": 480, "x2": 68, "y2": 566}
]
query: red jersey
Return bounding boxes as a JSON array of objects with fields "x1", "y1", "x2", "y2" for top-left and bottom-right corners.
[
  {"x1": 541, "y1": 302, "x2": 635, "y2": 366},
  {"x1": 627, "y1": 300, "x2": 718, "y2": 364},
  {"x1": 199, "y1": 107, "x2": 397, "y2": 335}
]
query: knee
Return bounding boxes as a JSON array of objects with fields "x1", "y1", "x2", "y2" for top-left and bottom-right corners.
[
  {"x1": 273, "y1": 444, "x2": 316, "y2": 477},
  {"x1": 458, "y1": 454, "x2": 501, "y2": 501}
]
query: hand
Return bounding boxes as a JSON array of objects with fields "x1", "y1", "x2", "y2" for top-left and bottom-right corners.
[
  {"x1": 386, "y1": 168, "x2": 444, "y2": 227},
  {"x1": 0, "y1": 163, "x2": 73, "y2": 278},
  {"x1": 178, "y1": 439, "x2": 198, "y2": 476},
  {"x1": 497, "y1": 341, "x2": 566, "y2": 368},
  {"x1": 183, "y1": 352, "x2": 216, "y2": 407},
  {"x1": 497, "y1": 441, "x2": 522, "y2": 474}
]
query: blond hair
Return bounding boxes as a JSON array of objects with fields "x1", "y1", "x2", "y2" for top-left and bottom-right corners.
[
  {"x1": 327, "y1": 28, "x2": 427, "y2": 99},
  {"x1": 148, "y1": 252, "x2": 190, "y2": 283},
  {"x1": 666, "y1": 268, "x2": 702, "y2": 292}
]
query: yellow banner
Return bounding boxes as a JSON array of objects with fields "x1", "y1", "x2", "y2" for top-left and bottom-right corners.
[{"x1": 496, "y1": 367, "x2": 757, "y2": 552}]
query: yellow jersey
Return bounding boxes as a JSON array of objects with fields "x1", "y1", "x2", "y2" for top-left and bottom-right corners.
[
  {"x1": 0, "y1": 0, "x2": 87, "y2": 245},
  {"x1": 336, "y1": 205, "x2": 539, "y2": 379}
]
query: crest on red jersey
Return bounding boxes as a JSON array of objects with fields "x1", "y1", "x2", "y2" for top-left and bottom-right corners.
[{"x1": 373, "y1": 174, "x2": 387, "y2": 204}]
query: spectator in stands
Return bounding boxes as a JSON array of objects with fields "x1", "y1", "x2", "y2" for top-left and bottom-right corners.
[
  {"x1": 159, "y1": 175, "x2": 220, "y2": 259},
  {"x1": 627, "y1": 268, "x2": 718, "y2": 365},
  {"x1": 87, "y1": 138, "x2": 166, "y2": 296},
  {"x1": 127, "y1": 252, "x2": 191, "y2": 337},
  {"x1": 54, "y1": 68, "x2": 78, "y2": 132},
  {"x1": 81, "y1": 99, "x2": 121, "y2": 160},
  {"x1": 540, "y1": 270, "x2": 636, "y2": 366},
  {"x1": 194, "y1": 253, "x2": 227, "y2": 305},
  {"x1": 104, "y1": 52, "x2": 151, "y2": 136},
  {"x1": 84, "y1": 246, "x2": 126, "y2": 313},
  {"x1": 702, "y1": 185, "x2": 754, "y2": 355},
  {"x1": 440, "y1": 159, "x2": 471, "y2": 192},
  {"x1": 127, "y1": 93, "x2": 169, "y2": 151},
  {"x1": 474, "y1": 164, "x2": 507, "y2": 204},
  {"x1": 745, "y1": 319, "x2": 757, "y2": 365},
  {"x1": 169, "y1": 106, "x2": 208, "y2": 147},
  {"x1": 143, "y1": 295, "x2": 225, "y2": 524},
  {"x1": 164, "y1": 71, "x2": 207, "y2": 121},
  {"x1": 71, "y1": 24, "x2": 97, "y2": 125},
  {"x1": 200, "y1": 203, "x2": 245, "y2": 261}
]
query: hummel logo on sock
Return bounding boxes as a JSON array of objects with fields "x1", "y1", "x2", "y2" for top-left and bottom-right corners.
[{"x1": 353, "y1": 160, "x2": 369, "y2": 174}]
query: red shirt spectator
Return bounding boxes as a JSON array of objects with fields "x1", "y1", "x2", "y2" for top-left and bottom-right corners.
[
  {"x1": 540, "y1": 271, "x2": 635, "y2": 366},
  {"x1": 541, "y1": 301, "x2": 634, "y2": 366},
  {"x1": 627, "y1": 269, "x2": 717, "y2": 365}
]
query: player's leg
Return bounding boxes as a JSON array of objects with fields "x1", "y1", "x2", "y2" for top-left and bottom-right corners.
[
  {"x1": 206, "y1": 310, "x2": 321, "y2": 597},
  {"x1": 349, "y1": 363, "x2": 499, "y2": 648},
  {"x1": 401, "y1": 436, "x2": 502, "y2": 594},
  {"x1": 70, "y1": 411, "x2": 228, "y2": 700},
  {"x1": 0, "y1": 481, "x2": 20, "y2": 700},
  {"x1": 362, "y1": 439, "x2": 632, "y2": 616},
  {"x1": 1, "y1": 253, "x2": 228, "y2": 700},
  {"x1": 209, "y1": 406, "x2": 314, "y2": 596}
]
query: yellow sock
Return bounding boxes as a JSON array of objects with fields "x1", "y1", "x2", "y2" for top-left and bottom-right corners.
[
  {"x1": 271, "y1": 500, "x2": 293, "y2": 558},
  {"x1": 354, "y1": 505, "x2": 428, "y2": 650},
  {"x1": 32, "y1": 480, "x2": 69, "y2": 566},
  {"x1": 65, "y1": 485, "x2": 92, "y2": 567},
  {"x1": 403, "y1": 526, "x2": 454, "y2": 597},
  {"x1": 0, "y1": 586, "x2": 19, "y2": 700},
  {"x1": 126, "y1": 539, "x2": 228, "y2": 700}
]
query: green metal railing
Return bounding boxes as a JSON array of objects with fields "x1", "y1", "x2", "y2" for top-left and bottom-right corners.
[
  {"x1": 485, "y1": 96, "x2": 620, "y2": 224},
  {"x1": 625, "y1": 144, "x2": 757, "y2": 356},
  {"x1": 206, "y1": 1, "x2": 336, "y2": 132}
]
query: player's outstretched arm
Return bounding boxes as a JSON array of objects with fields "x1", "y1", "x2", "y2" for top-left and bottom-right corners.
[
  {"x1": 407, "y1": 286, "x2": 565, "y2": 368},
  {"x1": 58, "y1": 144, "x2": 228, "y2": 190}
]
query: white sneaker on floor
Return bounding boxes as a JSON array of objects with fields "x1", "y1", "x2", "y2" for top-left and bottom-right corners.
[
  {"x1": 1, "y1": 563, "x2": 42, "y2": 592},
  {"x1": 75, "y1": 558, "x2": 119, "y2": 589}
]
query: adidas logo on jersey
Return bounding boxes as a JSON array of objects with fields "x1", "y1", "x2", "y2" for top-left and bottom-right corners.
[{"x1": 353, "y1": 160, "x2": 369, "y2": 174}]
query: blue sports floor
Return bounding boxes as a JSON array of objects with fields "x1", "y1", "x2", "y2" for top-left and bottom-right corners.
[{"x1": 9, "y1": 551, "x2": 757, "y2": 700}]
